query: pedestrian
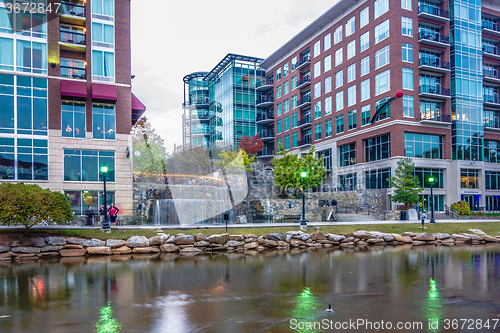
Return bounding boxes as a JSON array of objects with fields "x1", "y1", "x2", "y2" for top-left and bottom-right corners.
[
  {"x1": 85, "y1": 205, "x2": 94, "y2": 226},
  {"x1": 108, "y1": 203, "x2": 119, "y2": 229},
  {"x1": 99, "y1": 204, "x2": 106, "y2": 229},
  {"x1": 331, "y1": 197, "x2": 338, "y2": 213}
]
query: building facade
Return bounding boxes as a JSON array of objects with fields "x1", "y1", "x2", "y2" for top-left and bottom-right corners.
[
  {"x1": 259, "y1": 0, "x2": 500, "y2": 211},
  {"x1": 0, "y1": 0, "x2": 145, "y2": 217}
]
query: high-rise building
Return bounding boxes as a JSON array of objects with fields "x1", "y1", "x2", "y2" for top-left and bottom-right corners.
[
  {"x1": 259, "y1": 0, "x2": 500, "y2": 211},
  {"x1": 0, "y1": 0, "x2": 145, "y2": 217}
]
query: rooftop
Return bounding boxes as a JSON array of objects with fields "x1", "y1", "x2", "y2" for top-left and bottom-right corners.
[{"x1": 204, "y1": 53, "x2": 264, "y2": 82}]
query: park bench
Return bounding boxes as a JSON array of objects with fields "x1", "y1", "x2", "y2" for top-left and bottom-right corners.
[
  {"x1": 253, "y1": 214, "x2": 274, "y2": 223},
  {"x1": 281, "y1": 215, "x2": 301, "y2": 223}
]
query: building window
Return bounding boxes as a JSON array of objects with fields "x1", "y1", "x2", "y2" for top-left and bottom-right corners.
[
  {"x1": 277, "y1": 119, "x2": 282, "y2": 134},
  {"x1": 361, "y1": 105, "x2": 370, "y2": 125},
  {"x1": 92, "y1": 103, "x2": 115, "y2": 140},
  {"x1": 375, "y1": 97, "x2": 391, "y2": 120},
  {"x1": 276, "y1": 68, "x2": 282, "y2": 81},
  {"x1": 403, "y1": 68, "x2": 413, "y2": 90},
  {"x1": 277, "y1": 103, "x2": 282, "y2": 116},
  {"x1": 339, "y1": 173, "x2": 357, "y2": 191},
  {"x1": 361, "y1": 56, "x2": 370, "y2": 76},
  {"x1": 65, "y1": 190, "x2": 115, "y2": 216},
  {"x1": 485, "y1": 171, "x2": 500, "y2": 190},
  {"x1": 360, "y1": 7, "x2": 369, "y2": 28},
  {"x1": 62, "y1": 101, "x2": 86, "y2": 138},
  {"x1": 284, "y1": 135, "x2": 290, "y2": 150},
  {"x1": 324, "y1": 55, "x2": 331, "y2": 72},
  {"x1": 314, "y1": 40, "x2": 321, "y2": 57},
  {"x1": 375, "y1": 69, "x2": 390, "y2": 95},
  {"x1": 334, "y1": 25, "x2": 343, "y2": 44},
  {"x1": 403, "y1": 95, "x2": 414, "y2": 117},
  {"x1": 461, "y1": 169, "x2": 479, "y2": 188},
  {"x1": 404, "y1": 133, "x2": 442, "y2": 159},
  {"x1": 284, "y1": 99, "x2": 289, "y2": 113},
  {"x1": 374, "y1": 0, "x2": 389, "y2": 19},
  {"x1": 292, "y1": 94, "x2": 298, "y2": 109},
  {"x1": 276, "y1": 85, "x2": 282, "y2": 99},
  {"x1": 284, "y1": 62, "x2": 289, "y2": 76},
  {"x1": 292, "y1": 112, "x2": 298, "y2": 127},
  {"x1": 314, "y1": 101, "x2": 322, "y2": 119},
  {"x1": 414, "y1": 168, "x2": 444, "y2": 188},
  {"x1": 325, "y1": 96, "x2": 332, "y2": 115},
  {"x1": 346, "y1": 17, "x2": 355, "y2": 36},
  {"x1": 348, "y1": 110, "x2": 357, "y2": 130},
  {"x1": 64, "y1": 149, "x2": 115, "y2": 182},
  {"x1": 402, "y1": 17, "x2": 413, "y2": 37},
  {"x1": 15, "y1": 40, "x2": 48, "y2": 75},
  {"x1": 318, "y1": 149, "x2": 332, "y2": 169},
  {"x1": 366, "y1": 168, "x2": 391, "y2": 189},
  {"x1": 336, "y1": 91, "x2": 344, "y2": 111},
  {"x1": 92, "y1": 22, "x2": 114, "y2": 44},
  {"x1": 0, "y1": 138, "x2": 48, "y2": 180},
  {"x1": 336, "y1": 114, "x2": 344, "y2": 134},
  {"x1": 335, "y1": 70, "x2": 343, "y2": 88},
  {"x1": 325, "y1": 119, "x2": 332, "y2": 137},
  {"x1": 361, "y1": 79, "x2": 370, "y2": 101},
  {"x1": 420, "y1": 100, "x2": 441, "y2": 121},
  {"x1": 374, "y1": 19, "x2": 390, "y2": 44},
  {"x1": 315, "y1": 123, "x2": 322, "y2": 140},
  {"x1": 291, "y1": 57, "x2": 297, "y2": 70},
  {"x1": 402, "y1": 0, "x2": 412, "y2": 10},
  {"x1": 291, "y1": 76, "x2": 297, "y2": 90},
  {"x1": 284, "y1": 81, "x2": 289, "y2": 95},
  {"x1": 485, "y1": 140, "x2": 500, "y2": 163},
  {"x1": 325, "y1": 76, "x2": 332, "y2": 93},
  {"x1": 375, "y1": 45, "x2": 390, "y2": 69},
  {"x1": 484, "y1": 109, "x2": 499, "y2": 128},
  {"x1": 292, "y1": 132, "x2": 298, "y2": 147},
  {"x1": 277, "y1": 138, "x2": 282, "y2": 150},
  {"x1": 348, "y1": 85, "x2": 356, "y2": 106},
  {"x1": 314, "y1": 82, "x2": 321, "y2": 98},
  {"x1": 402, "y1": 43, "x2": 413, "y2": 63},
  {"x1": 92, "y1": 0, "x2": 114, "y2": 16},
  {"x1": 347, "y1": 63, "x2": 356, "y2": 82},
  {"x1": 347, "y1": 40, "x2": 356, "y2": 60},
  {"x1": 284, "y1": 115, "x2": 289, "y2": 131},
  {"x1": 92, "y1": 50, "x2": 115, "y2": 79},
  {"x1": 365, "y1": 133, "x2": 390, "y2": 162},
  {"x1": 335, "y1": 48, "x2": 343, "y2": 66},
  {"x1": 314, "y1": 61, "x2": 321, "y2": 78},
  {"x1": 360, "y1": 31, "x2": 370, "y2": 52},
  {"x1": 324, "y1": 33, "x2": 331, "y2": 51},
  {"x1": 339, "y1": 143, "x2": 356, "y2": 167}
]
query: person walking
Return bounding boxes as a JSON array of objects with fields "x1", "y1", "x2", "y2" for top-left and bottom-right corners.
[
  {"x1": 331, "y1": 197, "x2": 338, "y2": 213},
  {"x1": 85, "y1": 205, "x2": 94, "y2": 226},
  {"x1": 99, "y1": 204, "x2": 106, "y2": 230},
  {"x1": 108, "y1": 203, "x2": 119, "y2": 229}
]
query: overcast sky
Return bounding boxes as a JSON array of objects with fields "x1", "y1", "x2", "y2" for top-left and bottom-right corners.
[{"x1": 130, "y1": 0, "x2": 339, "y2": 153}]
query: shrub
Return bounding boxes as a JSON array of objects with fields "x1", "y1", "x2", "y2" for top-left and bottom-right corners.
[{"x1": 450, "y1": 201, "x2": 471, "y2": 215}]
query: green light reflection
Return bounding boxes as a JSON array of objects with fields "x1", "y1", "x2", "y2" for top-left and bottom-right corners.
[
  {"x1": 424, "y1": 278, "x2": 443, "y2": 333},
  {"x1": 94, "y1": 302, "x2": 122, "y2": 333},
  {"x1": 289, "y1": 287, "x2": 322, "y2": 333}
]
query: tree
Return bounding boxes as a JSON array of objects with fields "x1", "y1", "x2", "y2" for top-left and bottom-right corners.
[
  {"x1": 0, "y1": 183, "x2": 73, "y2": 234},
  {"x1": 132, "y1": 117, "x2": 167, "y2": 181},
  {"x1": 164, "y1": 146, "x2": 212, "y2": 176},
  {"x1": 214, "y1": 148, "x2": 255, "y2": 172},
  {"x1": 387, "y1": 158, "x2": 423, "y2": 209},
  {"x1": 272, "y1": 143, "x2": 326, "y2": 192},
  {"x1": 238, "y1": 134, "x2": 264, "y2": 156}
]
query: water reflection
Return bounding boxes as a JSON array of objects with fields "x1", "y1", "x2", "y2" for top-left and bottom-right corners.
[
  {"x1": 0, "y1": 246, "x2": 498, "y2": 332},
  {"x1": 95, "y1": 302, "x2": 121, "y2": 333}
]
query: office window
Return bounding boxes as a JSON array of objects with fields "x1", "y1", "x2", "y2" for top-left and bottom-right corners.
[
  {"x1": 325, "y1": 119, "x2": 332, "y2": 137},
  {"x1": 401, "y1": 0, "x2": 412, "y2": 10},
  {"x1": 348, "y1": 85, "x2": 356, "y2": 106},
  {"x1": 325, "y1": 76, "x2": 332, "y2": 93},
  {"x1": 284, "y1": 135, "x2": 290, "y2": 150},
  {"x1": 360, "y1": 7, "x2": 369, "y2": 28},
  {"x1": 284, "y1": 99, "x2": 289, "y2": 113},
  {"x1": 336, "y1": 91, "x2": 344, "y2": 111},
  {"x1": 414, "y1": 169, "x2": 444, "y2": 189},
  {"x1": 347, "y1": 63, "x2": 356, "y2": 82},
  {"x1": 375, "y1": 19, "x2": 390, "y2": 44},
  {"x1": 314, "y1": 82, "x2": 321, "y2": 98},
  {"x1": 336, "y1": 114, "x2": 344, "y2": 134},
  {"x1": 324, "y1": 55, "x2": 331, "y2": 72},
  {"x1": 361, "y1": 105, "x2": 370, "y2": 125},
  {"x1": 376, "y1": 97, "x2": 391, "y2": 120},
  {"x1": 485, "y1": 171, "x2": 500, "y2": 189},
  {"x1": 348, "y1": 110, "x2": 357, "y2": 130},
  {"x1": 335, "y1": 48, "x2": 343, "y2": 66},
  {"x1": 284, "y1": 62, "x2": 289, "y2": 77},
  {"x1": 324, "y1": 33, "x2": 331, "y2": 51},
  {"x1": 325, "y1": 96, "x2": 332, "y2": 115},
  {"x1": 292, "y1": 94, "x2": 298, "y2": 109},
  {"x1": 291, "y1": 57, "x2": 297, "y2": 70},
  {"x1": 292, "y1": 132, "x2": 298, "y2": 147},
  {"x1": 335, "y1": 70, "x2": 343, "y2": 88},
  {"x1": 62, "y1": 101, "x2": 86, "y2": 138},
  {"x1": 291, "y1": 76, "x2": 297, "y2": 90},
  {"x1": 347, "y1": 40, "x2": 356, "y2": 60},
  {"x1": 0, "y1": 138, "x2": 48, "y2": 181},
  {"x1": 402, "y1": 43, "x2": 413, "y2": 63},
  {"x1": 485, "y1": 140, "x2": 500, "y2": 163},
  {"x1": 276, "y1": 68, "x2": 281, "y2": 81},
  {"x1": 365, "y1": 133, "x2": 390, "y2": 162},
  {"x1": 404, "y1": 133, "x2": 442, "y2": 159},
  {"x1": 334, "y1": 25, "x2": 343, "y2": 44},
  {"x1": 403, "y1": 95, "x2": 414, "y2": 117},
  {"x1": 277, "y1": 102, "x2": 282, "y2": 116},
  {"x1": 339, "y1": 174, "x2": 357, "y2": 191},
  {"x1": 314, "y1": 61, "x2": 321, "y2": 78},
  {"x1": 315, "y1": 123, "x2": 322, "y2": 140},
  {"x1": 92, "y1": 50, "x2": 114, "y2": 79},
  {"x1": 92, "y1": 103, "x2": 115, "y2": 140},
  {"x1": 366, "y1": 168, "x2": 391, "y2": 189},
  {"x1": 346, "y1": 17, "x2": 355, "y2": 36},
  {"x1": 284, "y1": 115, "x2": 290, "y2": 131},
  {"x1": 64, "y1": 149, "x2": 115, "y2": 182},
  {"x1": 375, "y1": 45, "x2": 390, "y2": 69},
  {"x1": 314, "y1": 101, "x2": 322, "y2": 119},
  {"x1": 284, "y1": 81, "x2": 289, "y2": 95},
  {"x1": 92, "y1": 22, "x2": 114, "y2": 44},
  {"x1": 276, "y1": 85, "x2": 282, "y2": 99},
  {"x1": 361, "y1": 79, "x2": 370, "y2": 101},
  {"x1": 292, "y1": 112, "x2": 298, "y2": 127},
  {"x1": 339, "y1": 143, "x2": 356, "y2": 167},
  {"x1": 375, "y1": 69, "x2": 390, "y2": 95},
  {"x1": 403, "y1": 68, "x2": 413, "y2": 90},
  {"x1": 360, "y1": 31, "x2": 370, "y2": 52},
  {"x1": 402, "y1": 17, "x2": 413, "y2": 37},
  {"x1": 314, "y1": 40, "x2": 321, "y2": 58},
  {"x1": 361, "y1": 56, "x2": 370, "y2": 76},
  {"x1": 374, "y1": 0, "x2": 389, "y2": 19},
  {"x1": 277, "y1": 119, "x2": 282, "y2": 134},
  {"x1": 92, "y1": 0, "x2": 114, "y2": 16},
  {"x1": 65, "y1": 190, "x2": 115, "y2": 216}
]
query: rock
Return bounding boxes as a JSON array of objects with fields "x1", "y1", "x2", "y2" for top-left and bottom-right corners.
[
  {"x1": 245, "y1": 238, "x2": 257, "y2": 243},
  {"x1": 285, "y1": 234, "x2": 293, "y2": 242},
  {"x1": 180, "y1": 247, "x2": 202, "y2": 254},
  {"x1": 208, "y1": 245, "x2": 228, "y2": 251},
  {"x1": 307, "y1": 243, "x2": 323, "y2": 247},
  {"x1": 0, "y1": 246, "x2": 11, "y2": 253},
  {"x1": 14, "y1": 254, "x2": 39, "y2": 261},
  {"x1": 6, "y1": 237, "x2": 45, "y2": 247},
  {"x1": 39, "y1": 251, "x2": 60, "y2": 257},
  {"x1": 83, "y1": 239, "x2": 106, "y2": 247},
  {"x1": 463, "y1": 233, "x2": 483, "y2": 241},
  {"x1": 394, "y1": 235, "x2": 413, "y2": 243},
  {"x1": 45, "y1": 237, "x2": 66, "y2": 246},
  {"x1": 471, "y1": 240, "x2": 481, "y2": 245},
  {"x1": 327, "y1": 234, "x2": 345, "y2": 242},
  {"x1": 148, "y1": 235, "x2": 169, "y2": 246},
  {"x1": 353, "y1": 230, "x2": 371, "y2": 240},
  {"x1": 40, "y1": 245, "x2": 63, "y2": 252},
  {"x1": 441, "y1": 238, "x2": 455, "y2": 244},
  {"x1": 265, "y1": 233, "x2": 285, "y2": 242},
  {"x1": 258, "y1": 239, "x2": 278, "y2": 247},
  {"x1": 59, "y1": 249, "x2": 87, "y2": 257},
  {"x1": 194, "y1": 233, "x2": 207, "y2": 241},
  {"x1": 207, "y1": 234, "x2": 229, "y2": 244},
  {"x1": 226, "y1": 240, "x2": 245, "y2": 247},
  {"x1": 289, "y1": 239, "x2": 305, "y2": 247},
  {"x1": 12, "y1": 247, "x2": 40, "y2": 254},
  {"x1": 452, "y1": 234, "x2": 470, "y2": 241},
  {"x1": 382, "y1": 233, "x2": 394, "y2": 242},
  {"x1": 87, "y1": 246, "x2": 112, "y2": 255},
  {"x1": 244, "y1": 234, "x2": 258, "y2": 239},
  {"x1": 133, "y1": 246, "x2": 160, "y2": 254},
  {"x1": 469, "y1": 229, "x2": 487, "y2": 236},
  {"x1": 112, "y1": 246, "x2": 132, "y2": 255},
  {"x1": 64, "y1": 244, "x2": 84, "y2": 249},
  {"x1": 483, "y1": 235, "x2": 500, "y2": 242},
  {"x1": 0, "y1": 251, "x2": 15, "y2": 259},
  {"x1": 299, "y1": 234, "x2": 311, "y2": 241},
  {"x1": 411, "y1": 241, "x2": 426, "y2": 246},
  {"x1": 343, "y1": 232, "x2": 354, "y2": 238},
  {"x1": 402, "y1": 232, "x2": 417, "y2": 237},
  {"x1": 160, "y1": 244, "x2": 180, "y2": 253},
  {"x1": 125, "y1": 236, "x2": 149, "y2": 248},
  {"x1": 178, "y1": 245, "x2": 193, "y2": 249},
  {"x1": 367, "y1": 238, "x2": 384, "y2": 244},
  {"x1": 342, "y1": 237, "x2": 354, "y2": 243},
  {"x1": 229, "y1": 235, "x2": 244, "y2": 241},
  {"x1": 368, "y1": 231, "x2": 384, "y2": 239},
  {"x1": 311, "y1": 232, "x2": 328, "y2": 241},
  {"x1": 194, "y1": 241, "x2": 211, "y2": 247},
  {"x1": 357, "y1": 241, "x2": 368, "y2": 246},
  {"x1": 174, "y1": 235, "x2": 195, "y2": 245},
  {"x1": 66, "y1": 237, "x2": 86, "y2": 245},
  {"x1": 106, "y1": 239, "x2": 126, "y2": 248},
  {"x1": 277, "y1": 241, "x2": 290, "y2": 247},
  {"x1": 340, "y1": 242, "x2": 355, "y2": 247},
  {"x1": 286, "y1": 231, "x2": 303, "y2": 236},
  {"x1": 433, "y1": 233, "x2": 451, "y2": 240},
  {"x1": 412, "y1": 233, "x2": 435, "y2": 241},
  {"x1": 244, "y1": 242, "x2": 259, "y2": 249}
]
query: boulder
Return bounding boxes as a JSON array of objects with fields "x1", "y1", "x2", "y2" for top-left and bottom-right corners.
[
  {"x1": 340, "y1": 242, "x2": 355, "y2": 247},
  {"x1": 327, "y1": 234, "x2": 345, "y2": 242},
  {"x1": 0, "y1": 251, "x2": 15, "y2": 259},
  {"x1": 14, "y1": 254, "x2": 39, "y2": 261},
  {"x1": 194, "y1": 233, "x2": 207, "y2": 241},
  {"x1": 342, "y1": 237, "x2": 354, "y2": 243},
  {"x1": 357, "y1": 241, "x2": 368, "y2": 246},
  {"x1": 285, "y1": 234, "x2": 293, "y2": 242},
  {"x1": 255, "y1": 246, "x2": 265, "y2": 251},
  {"x1": 173, "y1": 235, "x2": 195, "y2": 245},
  {"x1": 87, "y1": 246, "x2": 112, "y2": 255},
  {"x1": 11, "y1": 247, "x2": 40, "y2": 254},
  {"x1": 368, "y1": 231, "x2": 384, "y2": 239},
  {"x1": 39, "y1": 252, "x2": 60, "y2": 257},
  {"x1": 258, "y1": 239, "x2": 278, "y2": 247},
  {"x1": 64, "y1": 244, "x2": 84, "y2": 249},
  {"x1": 289, "y1": 239, "x2": 305, "y2": 247},
  {"x1": 6, "y1": 237, "x2": 45, "y2": 247},
  {"x1": 229, "y1": 235, "x2": 244, "y2": 241},
  {"x1": 40, "y1": 245, "x2": 64, "y2": 252},
  {"x1": 112, "y1": 246, "x2": 132, "y2": 255},
  {"x1": 441, "y1": 238, "x2": 455, "y2": 244},
  {"x1": 133, "y1": 246, "x2": 160, "y2": 254},
  {"x1": 226, "y1": 240, "x2": 245, "y2": 247},
  {"x1": 311, "y1": 232, "x2": 328, "y2": 241},
  {"x1": 468, "y1": 229, "x2": 487, "y2": 236},
  {"x1": 299, "y1": 234, "x2": 311, "y2": 241},
  {"x1": 66, "y1": 237, "x2": 86, "y2": 245},
  {"x1": 412, "y1": 233, "x2": 435, "y2": 241},
  {"x1": 265, "y1": 233, "x2": 285, "y2": 242},
  {"x1": 125, "y1": 236, "x2": 149, "y2": 248},
  {"x1": 245, "y1": 238, "x2": 257, "y2": 243},
  {"x1": 452, "y1": 234, "x2": 470, "y2": 241},
  {"x1": 307, "y1": 243, "x2": 323, "y2": 247},
  {"x1": 367, "y1": 238, "x2": 384, "y2": 244},
  {"x1": 353, "y1": 230, "x2": 371, "y2": 240},
  {"x1": 433, "y1": 233, "x2": 451, "y2": 240},
  {"x1": 382, "y1": 233, "x2": 395, "y2": 242},
  {"x1": 244, "y1": 242, "x2": 259, "y2": 249},
  {"x1": 165, "y1": 236, "x2": 175, "y2": 243},
  {"x1": 207, "y1": 234, "x2": 229, "y2": 244},
  {"x1": 463, "y1": 233, "x2": 483, "y2": 241},
  {"x1": 244, "y1": 234, "x2": 258, "y2": 239},
  {"x1": 59, "y1": 249, "x2": 87, "y2": 257},
  {"x1": 160, "y1": 244, "x2": 180, "y2": 253},
  {"x1": 208, "y1": 245, "x2": 228, "y2": 251},
  {"x1": 277, "y1": 241, "x2": 290, "y2": 247},
  {"x1": 402, "y1": 232, "x2": 417, "y2": 237},
  {"x1": 343, "y1": 232, "x2": 354, "y2": 238},
  {"x1": 106, "y1": 239, "x2": 126, "y2": 248},
  {"x1": 83, "y1": 239, "x2": 106, "y2": 247},
  {"x1": 45, "y1": 237, "x2": 66, "y2": 246},
  {"x1": 180, "y1": 247, "x2": 202, "y2": 254},
  {"x1": 148, "y1": 235, "x2": 169, "y2": 246},
  {"x1": 0, "y1": 246, "x2": 11, "y2": 253},
  {"x1": 394, "y1": 235, "x2": 412, "y2": 243},
  {"x1": 411, "y1": 241, "x2": 427, "y2": 246},
  {"x1": 483, "y1": 235, "x2": 500, "y2": 242},
  {"x1": 194, "y1": 241, "x2": 211, "y2": 247}
]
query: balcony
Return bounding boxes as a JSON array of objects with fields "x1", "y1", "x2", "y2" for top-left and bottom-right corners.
[
  {"x1": 482, "y1": 45, "x2": 500, "y2": 60},
  {"x1": 484, "y1": 95, "x2": 500, "y2": 107},
  {"x1": 256, "y1": 112, "x2": 274, "y2": 124},
  {"x1": 59, "y1": 30, "x2": 86, "y2": 52},
  {"x1": 295, "y1": 56, "x2": 311, "y2": 71},
  {"x1": 418, "y1": 5, "x2": 449, "y2": 22},
  {"x1": 418, "y1": 31, "x2": 450, "y2": 47},
  {"x1": 298, "y1": 137, "x2": 312, "y2": 148},
  {"x1": 257, "y1": 148, "x2": 275, "y2": 158},
  {"x1": 483, "y1": 68, "x2": 500, "y2": 84},
  {"x1": 296, "y1": 76, "x2": 311, "y2": 90},
  {"x1": 419, "y1": 112, "x2": 452, "y2": 125},
  {"x1": 60, "y1": 65, "x2": 86, "y2": 80},
  {"x1": 484, "y1": 119, "x2": 500, "y2": 133},
  {"x1": 482, "y1": 20, "x2": 500, "y2": 37},
  {"x1": 419, "y1": 85, "x2": 451, "y2": 99},
  {"x1": 256, "y1": 96, "x2": 274, "y2": 108},
  {"x1": 419, "y1": 58, "x2": 450, "y2": 73},
  {"x1": 182, "y1": 98, "x2": 209, "y2": 108},
  {"x1": 192, "y1": 112, "x2": 210, "y2": 122},
  {"x1": 59, "y1": 2, "x2": 86, "y2": 26},
  {"x1": 256, "y1": 78, "x2": 274, "y2": 92},
  {"x1": 298, "y1": 115, "x2": 312, "y2": 128},
  {"x1": 259, "y1": 131, "x2": 274, "y2": 141},
  {"x1": 297, "y1": 95, "x2": 311, "y2": 109}
]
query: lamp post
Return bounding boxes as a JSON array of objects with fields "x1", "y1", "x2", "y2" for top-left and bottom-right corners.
[
  {"x1": 428, "y1": 176, "x2": 436, "y2": 224},
  {"x1": 300, "y1": 170, "x2": 308, "y2": 231},
  {"x1": 101, "y1": 166, "x2": 110, "y2": 231}
]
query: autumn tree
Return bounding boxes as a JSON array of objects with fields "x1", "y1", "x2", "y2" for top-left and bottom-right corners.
[
  {"x1": 132, "y1": 117, "x2": 167, "y2": 181},
  {"x1": 238, "y1": 134, "x2": 264, "y2": 156}
]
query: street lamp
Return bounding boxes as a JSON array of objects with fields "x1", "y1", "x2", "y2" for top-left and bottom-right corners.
[
  {"x1": 300, "y1": 170, "x2": 308, "y2": 231},
  {"x1": 427, "y1": 175, "x2": 436, "y2": 224},
  {"x1": 101, "y1": 166, "x2": 110, "y2": 231}
]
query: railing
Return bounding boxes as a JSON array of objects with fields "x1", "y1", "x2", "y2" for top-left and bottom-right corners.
[
  {"x1": 419, "y1": 57, "x2": 450, "y2": 70},
  {"x1": 419, "y1": 112, "x2": 451, "y2": 123},
  {"x1": 296, "y1": 55, "x2": 311, "y2": 68},
  {"x1": 483, "y1": 44, "x2": 499, "y2": 55},
  {"x1": 297, "y1": 76, "x2": 311, "y2": 87},
  {"x1": 59, "y1": 2, "x2": 86, "y2": 17},
  {"x1": 298, "y1": 114, "x2": 311, "y2": 126},
  {"x1": 257, "y1": 96, "x2": 274, "y2": 104},
  {"x1": 60, "y1": 30, "x2": 86, "y2": 45},
  {"x1": 297, "y1": 94, "x2": 311, "y2": 106},
  {"x1": 256, "y1": 112, "x2": 274, "y2": 121},
  {"x1": 192, "y1": 112, "x2": 209, "y2": 120},
  {"x1": 419, "y1": 85, "x2": 451, "y2": 96},
  {"x1": 418, "y1": 4, "x2": 449, "y2": 19},
  {"x1": 482, "y1": 20, "x2": 500, "y2": 32},
  {"x1": 298, "y1": 137, "x2": 312, "y2": 146},
  {"x1": 484, "y1": 94, "x2": 500, "y2": 104},
  {"x1": 259, "y1": 130, "x2": 274, "y2": 138},
  {"x1": 484, "y1": 119, "x2": 500, "y2": 129},
  {"x1": 418, "y1": 31, "x2": 449, "y2": 44},
  {"x1": 258, "y1": 148, "x2": 275, "y2": 156},
  {"x1": 483, "y1": 67, "x2": 499, "y2": 79},
  {"x1": 60, "y1": 65, "x2": 86, "y2": 79},
  {"x1": 257, "y1": 78, "x2": 274, "y2": 87}
]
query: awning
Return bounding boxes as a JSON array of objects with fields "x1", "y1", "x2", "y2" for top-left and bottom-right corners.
[
  {"x1": 131, "y1": 93, "x2": 146, "y2": 125},
  {"x1": 60, "y1": 80, "x2": 87, "y2": 98},
  {"x1": 91, "y1": 83, "x2": 117, "y2": 101}
]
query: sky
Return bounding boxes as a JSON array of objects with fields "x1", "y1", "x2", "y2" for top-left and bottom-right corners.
[{"x1": 130, "y1": 0, "x2": 339, "y2": 154}]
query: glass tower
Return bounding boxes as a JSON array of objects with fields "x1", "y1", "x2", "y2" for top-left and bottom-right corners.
[{"x1": 182, "y1": 72, "x2": 210, "y2": 149}]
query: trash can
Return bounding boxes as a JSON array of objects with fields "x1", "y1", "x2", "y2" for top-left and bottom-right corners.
[{"x1": 400, "y1": 210, "x2": 407, "y2": 220}]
